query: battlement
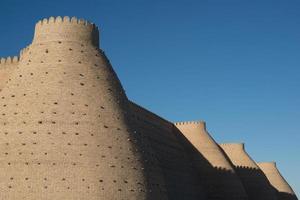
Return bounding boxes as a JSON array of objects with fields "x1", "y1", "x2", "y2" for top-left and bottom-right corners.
[
  {"x1": 174, "y1": 121, "x2": 206, "y2": 130},
  {"x1": 219, "y1": 143, "x2": 245, "y2": 151},
  {"x1": 33, "y1": 16, "x2": 99, "y2": 47},
  {"x1": 0, "y1": 56, "x2": 19, "y2": 66},
  {"x1": 174, "y1": 120, "x2": 205, "y2": 125}
]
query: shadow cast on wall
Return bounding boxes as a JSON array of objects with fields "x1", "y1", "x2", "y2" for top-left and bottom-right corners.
[
  {"x1": 172, "y1": 126, "x2": 296, "y2": 200},
  {"x1": 129, "y1": 102, "x2": 297, "y2": 200}
]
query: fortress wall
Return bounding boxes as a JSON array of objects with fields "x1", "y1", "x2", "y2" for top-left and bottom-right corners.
[
  {"x1": 258, "y1": 162, "x2": 298, "y2": 200},
  {"x1": 0, "y1": 17, "x2": 168, "y2": 200},
  {"x1": 0, "y1": 16, "x2": 295, "y2": 200},
  {"x1": 174, "y1": 121, "x2": 248, "y2": 200},
  {"x1": 33, "y1": 16, "x2": 99, "y2": 47},
  {"x1": 219, "y1": 143, "x2": 257, "y2": 168},
  {"x1": 128, "y1": 101, "x2": 206, "y2": 200},
  {"x1": 220, "y1": 143, "x2": 278, "y2": 200}
]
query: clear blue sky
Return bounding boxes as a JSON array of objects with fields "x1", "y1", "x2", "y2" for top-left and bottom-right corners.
[{"x1": 1, "y1": 0, "x2": 299, "y2": 196}]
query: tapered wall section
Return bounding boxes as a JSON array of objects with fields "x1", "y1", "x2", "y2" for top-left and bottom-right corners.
[
  {"x1": 0, "y1": 16, "x2": 168, "y2": 200},
  {"x1": 220, "y1": 143, "x2": 278, "y2": 200},
  {"x1": 258, "y1": 162, "x2": 298, "y2": 200},
  {"x1": 129, "y1": 102, "x2": 206, "y2": 200},
  {"x1": 174, "y1": 121, "x2": 248, "y2": 200}
]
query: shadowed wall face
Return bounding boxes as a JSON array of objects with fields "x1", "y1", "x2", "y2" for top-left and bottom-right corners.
[
  {"x1": 258, "y1": 162, "x2": 298, "y2": 200},
  {"x1": 175, "y1": 122, "x2": 248, "y2": 200},
  {"x1": 220, "y1": 144, "x2": 278, "y2": 200},
  {"x1": 129, "y1": 102, "x2": 206, "y2": 200},
  {"x1": 0, "y1": 17, "x2": 169, "y2": 200},
  {"x1": 0, "y1": 16, "x2": 297, "y2": 200}
]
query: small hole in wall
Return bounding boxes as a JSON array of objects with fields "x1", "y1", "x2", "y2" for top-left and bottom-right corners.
[
  {"x1": 45, "y1": 49, "x2": 49, "y2": 53},
  {"x1": 80, "y1": 83, "x2": 84, "y2": 86},
  {"x1": 58, "y1": 41, "x2": 62, "y2": 44},
  {"x1": 69, "y1": 48, "x2": 73, "y2": 51}
]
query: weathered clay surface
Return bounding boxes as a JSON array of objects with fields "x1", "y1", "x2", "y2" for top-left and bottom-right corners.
[
  {"x1": 0, "y1": 16, "x2": 168, "y2": 200},
  {"x1": 0, "y1": 16, "x2": 297, "y2": 200}
]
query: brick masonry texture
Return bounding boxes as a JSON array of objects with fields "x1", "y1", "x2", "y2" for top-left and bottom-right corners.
[{"x1": 0, "y1": 16, "x2": 297, "y2": 200}]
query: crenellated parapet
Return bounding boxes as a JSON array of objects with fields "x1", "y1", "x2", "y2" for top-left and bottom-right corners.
[
  {"x1": 19, "y1": 45, "x2": 31, "y2": 60},
  {"x1": 33, "y1": 16, "x2": 99, "y2": 47},
  {"x1": 0, "y1": 56, "x2": 19, "y2": 66},
  {"x1": 174, "y1": 120, "x2": 206, "y2": 130}
]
